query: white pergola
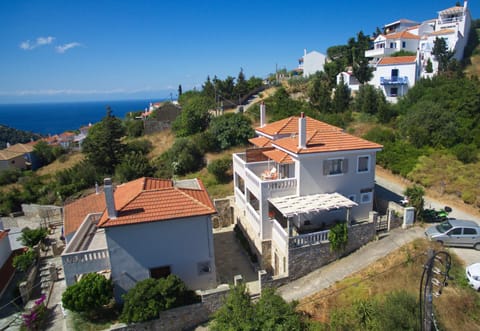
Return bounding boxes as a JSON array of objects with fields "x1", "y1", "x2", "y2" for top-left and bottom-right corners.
[{"x1": 268, "y1": 192, "x2": 358, "y2": 219}]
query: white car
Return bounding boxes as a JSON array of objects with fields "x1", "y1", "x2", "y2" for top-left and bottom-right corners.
[{"x1": 466, "y1": 263, "x2": 480, "y2": 291}]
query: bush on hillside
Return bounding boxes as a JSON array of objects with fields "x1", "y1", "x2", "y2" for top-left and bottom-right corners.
[
  {"x1": 120, "y1": 275, "x2": 199, "y2": 324},
  {"x1": 207, "y1": 157, "x2": 232, "y2": 183}
]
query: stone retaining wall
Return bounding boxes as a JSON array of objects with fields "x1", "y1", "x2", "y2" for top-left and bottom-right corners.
[
  {"x1": 143, "y1": 120, "x2": 172, "y2": 135},
  {"x1": 212, "y1": 197, "x2": 234, "y2": 228},
  {"x1": 288, "y1": 222, "x2": 375, "y2": 280},
  {"x1": 111, "y1": 285, "x2": 230, "y2": 331},
  {"x1": 21, "y1": 204, "x2": 62, "y2": 223}
]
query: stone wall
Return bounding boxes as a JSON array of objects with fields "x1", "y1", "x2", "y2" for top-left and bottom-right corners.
[
  {"x1": 21, "y1": 204, "x2": 62, "y2": 223},
  {"x1": 387, "y1": 201, "x2": 404, "y2": 229},
  {"x1": 287, "y1": 222, "x2": 375, "y2": 280},
  {"x1": 212, "y1": 197, "x2": 234, "y2": 228},
  {"x1": 143, "y1": 120, "x2": 172, "y2": 135},
  {"x1": 111, "y1": 285, "x2": 230, "y2": 331}
]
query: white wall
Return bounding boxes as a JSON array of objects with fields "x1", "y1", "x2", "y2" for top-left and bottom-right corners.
[
  {"x1": 296, "y1": 150, "x2": 379, "y2": 220},
  {"x1": 371, "y1": 62, "x2": 417, "y2": 98},
  {"x1": 303, "y1": 51, "x2": 326, "y2": 77},
  {"x1": 106, "y1": 215, "x2": 216, "y2": 302}
]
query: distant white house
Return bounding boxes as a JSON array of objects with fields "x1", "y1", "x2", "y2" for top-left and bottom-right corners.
[
  {"x1": 336, "y1": 70, "x2": 361, "y2": 92},
  {"x1": 365, "y1": 1, "x2": 471, "y2": 100},
  {"x1": 298, "y1": 49, "x2": 327, "y2": 77},
  {"x1": 371, "y1": 56, "x2": 418, "y2": 102}
]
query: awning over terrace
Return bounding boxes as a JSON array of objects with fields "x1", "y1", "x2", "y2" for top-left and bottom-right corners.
[
  {"x1": 263, "y1": 149, "x2": 294, "y2": 164},
  {"x1": 268, "y1": 192, "x2": 357, "y2": 218}
]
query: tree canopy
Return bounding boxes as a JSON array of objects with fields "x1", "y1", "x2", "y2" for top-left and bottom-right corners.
[{"x1": 82, "y1": 108, "x2": 126, "y2": 174}]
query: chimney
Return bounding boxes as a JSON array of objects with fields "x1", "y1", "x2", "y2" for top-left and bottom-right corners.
[
  {"x1": 298, "y1": 112, "x2": 306, "y2": 149},
  {"x1": 464, "y1": 1, "x2": 468, "y2": 10},
  {"x1": 304, "y1": 48, "x2": 307, "y2": 57},
  {"x1": 104, "y1": 178, "x2": 117, "y2": 219},
  {"x1": 260, "y1": 102, "x2": 266, "y2": 127},
  {"x1": 95, "y1": 182, "x2": 99, "y2": 195}
]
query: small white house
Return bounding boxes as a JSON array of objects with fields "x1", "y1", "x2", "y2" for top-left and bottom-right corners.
[
  {"x1": 371, "y1": 55, "x2": 418, "y2": 102},
  {"x1": 336, "y1": 71, "x2": 361, "y2": 92},
  {"x1": 298, "y1": 49, "x2": 327, "y2": 77},
  {"x1": 62, "y1": 177, "x2": 217, "y2": 302}
]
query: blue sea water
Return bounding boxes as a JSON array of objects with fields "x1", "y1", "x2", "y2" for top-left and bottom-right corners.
[{"x1": 0, "y1": 99, "x2": 157, "y2": 135}]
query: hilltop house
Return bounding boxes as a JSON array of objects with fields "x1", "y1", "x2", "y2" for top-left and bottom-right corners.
[
  {"x1": 61, "y1": 177, "x2": 217, "y2": 301},
  {"x1": 297, "y1": 49, "x2": 327, "y2": 77},
  {"x1": 232, "y1": 105, "x2": 382, "y2": 279},
  {"x1": 0, "y1": 145, "x2": 29, "y2": 172},
  {"x1": 370, "y1": 56, "x2": 418, "y2": 101},
  {"x1": 365, "y1": 1, "x2": 471, "y2": 100}
]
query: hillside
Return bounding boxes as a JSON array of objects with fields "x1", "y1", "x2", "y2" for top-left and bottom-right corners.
[{"x1": 0, "y1": 125, "x2": 43, "y2": 149}]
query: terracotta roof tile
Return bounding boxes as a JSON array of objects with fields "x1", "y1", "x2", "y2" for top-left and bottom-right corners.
[
  {"x1": 256, "y1": 116, "x2": 341, "y2": 137},
  {"x1": 263, "y1": 149, "x2": 294, "y2": 164},
  {"x1": 249, "y1": 136, "x2": 272, "y2": 147},
  {"x1": 0, "y1": 149, "x2": 23, "y2": 161},
  {"x1": 378, "y1": 56, "x2": 417, "y2": 65},
  {"x1": 273, "y1": 129, "x2": 383, "y2": 154},
  {"x1": 6, "y1": 144, "x2": 34, "y2": 153},
  {"x1": 385, "y1": 30, "x2": 420, "y2": 40},
  {"x1": 428, "y1": 29, "x2": 455, "y2": 36},
  {"x1": 64, "y1": 193, "x2": 106, "y2": 236},
  {"x1": 98, "y1": 177, "x2": 215, "y2": 228}
]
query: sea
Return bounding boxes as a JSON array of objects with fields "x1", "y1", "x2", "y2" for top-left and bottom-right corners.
[{"x1": 0, "y1": 99, "x2": 160, "y2": 135}]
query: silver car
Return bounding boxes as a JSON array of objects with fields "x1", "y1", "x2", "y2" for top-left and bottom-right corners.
[{"x1": 425, "y1": 219, "x2": 480, "y2": 250}]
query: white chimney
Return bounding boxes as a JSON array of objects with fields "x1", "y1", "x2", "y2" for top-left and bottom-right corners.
[
  {"x1": 464, "y1": 1, "x2": 468, "y2": 10},
  {"x1": 104, "y1": 178, "x2": 117, "y2": 219},
  {"x1": 260, "y1": 102, "x2": 266, "y2": 127},
  {"x1": 298, "y1": 112, "x2": 306, "y2": 149},
  {"x1": 304, "y1": 48, "x2": 307, "y2": 57}
]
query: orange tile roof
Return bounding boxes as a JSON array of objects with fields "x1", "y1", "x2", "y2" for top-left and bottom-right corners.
[
  {"x1": 64, "y1": 193, "x2": 106, "y2": 236},
  {"x1": 98, "y1": 177, "x2": 215, "y2": 228},
  {"x1": 0, "y1": 149, "x2": 23, "y2": 161},
  {"x1": 439, "y1": 6, "x2": 463, "y2": 15},
  {"x1": 6, "y1": 143, "x2": 34, "y2": 154},
  {"x1": 0, "y1": 231, "x2": 8, "y2": 242},
  {"x1": 378, "y1": 56, "x2": 417, "y2": 65},
  {"x1": 263, "y1": 149, "x2": 294, "y2": 164},
  {"x1": 385, "y1": 30, "x2": 420, "y2": 40},
  {"x1": 428, "y1": 29, "x2": 455, "y2": 36},
  {"x1": 249, "y1": 136, "x2": 272, "y2": 147},
  {"x1": 256, "y1": 116, "x2": 341, "y2": 137},
  {"x1": 272, "y1": 129, "x2": 383, "y2": 154}
]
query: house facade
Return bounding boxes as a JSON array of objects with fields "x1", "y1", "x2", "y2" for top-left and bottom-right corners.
[
  {"x1": 336, "y1": 70, "x2": 361, "y2": 92},
  {"x1": 298, "y1": 49, "x2": 327, "y2": 77},
  {"x1": 62, "y1": 177, "x2": 217, "y2": 302},
  {"x1": 370, "y1": 56, "x2": 418, "y2": 102},
  {"x1": 365, "y1": 1, "x2": 471, "y2": 100},
  {"x1": 232, "y1": 106, "x2": 382, "y2": 278}
]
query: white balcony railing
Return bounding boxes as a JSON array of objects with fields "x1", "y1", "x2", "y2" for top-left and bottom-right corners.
[
  {"x1": 272, "y1": 219, "x2": 288, "y2": 255},
  {"x1": 62, "y1": 248, "x2": 110, "y2": 286},
  {"x1": 289, "y1": 229, "x2": 330, "y2": 248}
]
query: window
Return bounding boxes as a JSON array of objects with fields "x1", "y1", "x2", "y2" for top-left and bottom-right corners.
[
  {"x1": 391, "y1": 69, "x2": 399, "y2": 78},
  {"x1": 402, "y1": 41, "x2": 406, "y2": 48},
  {"x1": 390, "y1": 87, "x2": 398, "y2": 97},
  {"x1": 450, "y1": 228, "x2": 462, "y2": 235},
  {"x1": 197, "y1": 261, "x2": 212, "y2": 275},
  {"x1": 348, "y1": 195, "x2": 356, "y2": 202},
  {"x1": 360, "y1": 188, "x2": 373, "y2": 204},
  {"x1": 323, "y1": 158, "x2": 348, "y2": 176},
  {"x1": 150, "y1": 265, "x2": 171, "y2": 279},
  {"x1": 390, "y1": 42, "x2": 395, "y2": 48},
  {"x1": 357, "y1": 156, "x2": 370, "y2": 173},
  {"x1": 464, "y1": 228, "x2": 477, "y2": 235}
]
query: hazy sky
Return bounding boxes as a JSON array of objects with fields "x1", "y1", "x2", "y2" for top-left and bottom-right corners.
[{"x1": 1, "y1": 0, "x2": 478, "y2": 103}]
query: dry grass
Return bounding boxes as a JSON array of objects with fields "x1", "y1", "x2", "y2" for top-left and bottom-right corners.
[
  {"x1": 36, "y1": 152, "x2": 85, "y2": 176},
  {"x1": 297, "y1": 239, "x2": 480, "y2": 330},
  {"x1": 143, "y1": 129, "x2": 176, "y2": 159}
]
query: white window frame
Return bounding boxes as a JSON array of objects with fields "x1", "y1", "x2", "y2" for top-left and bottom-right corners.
[
  {"x1": 360, "y1": 192, "x2": 373, "y2": 204},
  {"x1": 324, "y1": 158, "x2": 347, "y2": 177},
  {"x1": 357, "y1": 155, "x2": 370, "y2": 174}
]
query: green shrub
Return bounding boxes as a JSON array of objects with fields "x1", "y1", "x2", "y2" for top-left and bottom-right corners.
[
  {"x1": 207, "y1": 157, "x2": 232, "y2": 183},
  {"x1": 19, "y1": 227, "x2": 48, "y2": 248},
  {"x1": 328, "y1": 221, "x2": 348, "y2": 252},
  {"x1": 62, "y1": 273, "x2": 113, "y2": 319},
  {"x1": 120, "y1": 275, "x2": 199, "y2": 324},
  {"x1": 12, "y1": 248, "x2": 37, "y2": 272}
]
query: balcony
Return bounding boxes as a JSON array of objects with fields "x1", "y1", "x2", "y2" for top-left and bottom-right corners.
[
  {"x1": 380, "y1": 76, "x2": 408, "y2": 85},
  {"x1": 61, "y1": 213, "x2": 111, "y2": 286},
  {"x1": 365, "y1": 47, "x2": 396, "y2": 58}
]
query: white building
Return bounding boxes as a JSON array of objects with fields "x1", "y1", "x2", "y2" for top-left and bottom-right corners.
[
  {"x1": 62, "y1": 177, "x2": 217, "y2": 302},
  {"x1": 371, "y1": 56, "x2": 418, "y2": 102},
  {"x1": 336, "y1": 70, "x2": 361, "y2": 92},
  {"x1": 365, "y1": 1, "x2": 471, "y2": 99},
  {"x1": 298, "y1": 49, "x2": 327, "y2": 77},
  {"x1": 232, "y1": 105, "x2": 382, "y2": 278}
]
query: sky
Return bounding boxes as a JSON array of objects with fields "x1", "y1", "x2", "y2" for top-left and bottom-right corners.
[{"x1": 0, "y1": 0, "x2": 479, "y2": 104}]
